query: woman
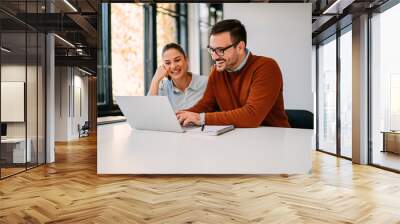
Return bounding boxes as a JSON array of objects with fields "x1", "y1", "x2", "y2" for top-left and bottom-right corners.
[{"x1": 148, "y1": 43, "x2": 208, "y2": 111}]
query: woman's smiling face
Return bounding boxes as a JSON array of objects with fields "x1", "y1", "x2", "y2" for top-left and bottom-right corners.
[{"x1": 162, "y1": 48, "x2": 189, "y2": 80}]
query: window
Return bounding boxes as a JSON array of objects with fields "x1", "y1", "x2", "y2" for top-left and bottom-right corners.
[
  {"x1": 199, "y1": 4, "x2": 223, "y2": 76},
  {"x1": 316, "y1": 24, "x2": 353, "y2": 159},
  {"x1": 156, "y1": 3, "x2": 178, "y2": 66},
  {"x1": 370, "y1": 3, "x2": 400, "y2": 171},
  {"x1": 98, "y1": 3, "x2": 187, "y2": 116},
  {"x1": 317, "y1": 36, "x2": 337, "y2": 155},
  {"x1": 111, "y1": 4, "x2": 144, "y2": 100},
  {"x1": 339, "y1": 28, "x2": 352, "y2": 158},
  {"x1": 390, "y1": 75, "x2": 400, "y2": 130}
]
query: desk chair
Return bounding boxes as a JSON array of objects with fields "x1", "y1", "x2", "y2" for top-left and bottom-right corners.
[
  {"x1": 285, "y1": 110, "x2": 313, "y2": 129},
  {"x1": 78, "y1": 121, "x2": 90, "y2": 138}
]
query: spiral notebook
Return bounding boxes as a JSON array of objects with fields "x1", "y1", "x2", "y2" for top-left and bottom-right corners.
[{"x1": 185, "y1": 125, "x2": 235, "y2": 136}]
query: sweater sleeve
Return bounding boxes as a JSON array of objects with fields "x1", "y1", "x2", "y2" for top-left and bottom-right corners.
[
  {"x1": 205, "y1": 59, "x2": 283, "y2": 128},
  {"x1": 184, "y1": 68, "x2": 218, "y2": 113}
]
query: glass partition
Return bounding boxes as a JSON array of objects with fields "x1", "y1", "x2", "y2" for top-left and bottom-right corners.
[
  {"x1": 0, "y1": 1, "x2": 46, "y2": 179},
  {"x1": 27, "y1": 30, "x2": 38, "y2": 169},
  {"x1": 38, "y1": 32, "x2": 45, "y2": 165},
  {"x1": 317, "y1": 36, "x2": 337, "y2": 155},
  {"x1": 339, "y1": 28, "x2": 352, "y2": 158},
  {"x1": 1, "y1": 30, "x2": 28, "y2": 177}
]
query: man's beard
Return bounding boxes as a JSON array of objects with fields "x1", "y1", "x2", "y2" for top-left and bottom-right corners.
[{"x1": 215, "y1": 58, "x2": 226, "y2": 71}]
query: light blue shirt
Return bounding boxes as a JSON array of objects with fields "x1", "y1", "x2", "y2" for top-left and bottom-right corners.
[{"x1": 158, "y1": 74, "x2": 208, "y2": 111}]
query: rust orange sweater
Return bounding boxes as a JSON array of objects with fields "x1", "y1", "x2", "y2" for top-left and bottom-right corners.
[{"x1": 187, "y1": 53, "x2": 290, "y2": 128}]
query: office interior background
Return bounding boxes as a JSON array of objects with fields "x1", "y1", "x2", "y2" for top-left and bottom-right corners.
[
  {"x1": 0, "y1": 0, "x2": 97, "y2": 179},
  {"x1": 0, "y1": 0, "x2": 400, "y2": 222}
]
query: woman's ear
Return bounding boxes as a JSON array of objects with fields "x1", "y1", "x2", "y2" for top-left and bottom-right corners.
[{"x1": 185, "y1": 56, "x2": 190, "y2": 70}]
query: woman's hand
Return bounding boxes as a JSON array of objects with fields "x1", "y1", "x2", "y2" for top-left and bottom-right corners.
[
  {"x1": 148, "y1": 64, "x2": 169, "y2": 96},
  {"x1": 153, "y1": 64, "x2": 169, "y2": 82}
]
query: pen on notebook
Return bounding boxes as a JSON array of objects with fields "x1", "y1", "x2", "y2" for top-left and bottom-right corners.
[{"x1": 201, "y1": 124, "x2": 205, "y2": 131}]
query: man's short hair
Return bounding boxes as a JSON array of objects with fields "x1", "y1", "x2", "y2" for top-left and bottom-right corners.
[{"x1": 210, "y1": 19, "x2": 247, "y2": 46}]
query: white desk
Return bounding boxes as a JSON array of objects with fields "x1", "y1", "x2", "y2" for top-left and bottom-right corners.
[
  {"x1": 97, "y1": 122, "x2": 313, "y2": 174},
  {"x1": 1, "y1": 138, "x2": 31, "y2": 163}
]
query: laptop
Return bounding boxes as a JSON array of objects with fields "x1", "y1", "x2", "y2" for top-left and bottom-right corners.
[
  {"x1": 116, "y1": 96, "x2": 235, "y2": 135},
  {"x1": 116, "y1": 96, "x2": 188, "y2": 133}
]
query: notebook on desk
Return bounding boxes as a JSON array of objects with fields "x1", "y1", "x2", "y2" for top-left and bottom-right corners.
[{"x1": 185, "y1": 125, "x2": 235, "y2": 136}]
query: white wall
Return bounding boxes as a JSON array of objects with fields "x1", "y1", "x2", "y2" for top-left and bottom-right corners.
[
  {"x1": 1, "y1": 66, "x2": 26, "y2": 127},
  {"x1": 224, "y1": 3, "x2": 313, "y2": 112},
  {"x1": 312, "y1": 45, "x2": 317, "y2": 149},
  {"x1": 73, "y1": 73, "x2": 89, "y2": 138},
  {"x1": 1, "y1": 82, "x2": 25, "y2": 122},
  {"x1": 1, "y1": 63, "x2": 47, "y2": 163},
  {"x1": 55, "y1": 67, "x2": 89, "y2": 141},
  {"x1": 1, "y1": 65, "x2": 41, "y2": 137}
]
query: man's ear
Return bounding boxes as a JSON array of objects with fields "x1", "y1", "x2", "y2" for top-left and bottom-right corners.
[{"x1": 238, "y1": 41, "x2": 246, "y2": 52}]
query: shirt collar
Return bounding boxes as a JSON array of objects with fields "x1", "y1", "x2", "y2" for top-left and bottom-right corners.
[
  {"x1": 226, "y1": 48, "x2": 250, "y2": 72},
  {"x1": 171, "y1": 73, "x2": 198, "y2": 93}
]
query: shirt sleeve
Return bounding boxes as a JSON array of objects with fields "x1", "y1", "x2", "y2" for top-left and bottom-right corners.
[
  {"x1": 158, "y1": 79, "x2": 168, "y2": 96},
  {"x1": 146, "y1": 79, "x2": 168, "y2": 96},
  {"x1": 205, "y1": 59, "x2": 283, "y2": 128}
]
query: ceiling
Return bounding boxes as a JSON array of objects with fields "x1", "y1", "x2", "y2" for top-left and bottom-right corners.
[
  {"x1": 0, "y1": 0, "x2": 394, "y2": 75},
  {"x1": 0, "y1": 0, "x2": 98, "y2": 74}
]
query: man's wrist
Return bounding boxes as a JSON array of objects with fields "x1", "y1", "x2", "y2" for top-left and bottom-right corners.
[{"x1": 199, "y1": 113, "x2": 205, "y2": 125}]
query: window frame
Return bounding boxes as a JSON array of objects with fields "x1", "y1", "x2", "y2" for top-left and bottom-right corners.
[{"x1": 315, "y1": 24, "x2": 353, "y2": 161}]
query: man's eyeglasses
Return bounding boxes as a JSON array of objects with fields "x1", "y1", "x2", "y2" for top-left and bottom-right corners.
[{"x1": 207, "y1": 41, "x2": 239, "y2": 57}]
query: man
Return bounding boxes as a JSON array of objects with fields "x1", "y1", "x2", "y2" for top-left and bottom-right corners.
[{"x1": 176, "y1": 19, "x2": 290, "y2": 128}]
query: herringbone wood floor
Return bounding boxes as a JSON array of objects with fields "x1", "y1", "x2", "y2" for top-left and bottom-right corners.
[{"x1": 1, "y1": 135, "x2": 400, "y2": 224}]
